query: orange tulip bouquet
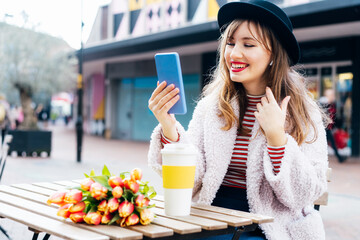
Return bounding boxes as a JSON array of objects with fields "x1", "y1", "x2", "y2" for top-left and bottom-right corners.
[{"x1": 47, "y1": 165, "x2": 156, "y2": 227}]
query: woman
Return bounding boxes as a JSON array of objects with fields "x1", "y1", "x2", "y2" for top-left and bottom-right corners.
[{"x1": 148, "y1": 1, "x2": 329, "y2": 239}]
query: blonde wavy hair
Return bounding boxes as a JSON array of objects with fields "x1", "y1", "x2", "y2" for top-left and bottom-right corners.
[{"x1": 202, "y1": 19, "x2": 327, "y2": 145}]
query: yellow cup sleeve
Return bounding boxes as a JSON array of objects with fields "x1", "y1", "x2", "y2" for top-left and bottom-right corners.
[{"x1": 162, "y1": 165, "x2": 196, "y2": 189}]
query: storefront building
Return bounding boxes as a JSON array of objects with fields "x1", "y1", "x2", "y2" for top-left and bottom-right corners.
[{"x1": 80, "y1": 0, "x2": 360, "y2": 156}]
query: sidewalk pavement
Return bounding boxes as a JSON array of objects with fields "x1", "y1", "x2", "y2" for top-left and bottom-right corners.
[{"x1": 1, "y1": 123, "x2": 360, "y2": 240}]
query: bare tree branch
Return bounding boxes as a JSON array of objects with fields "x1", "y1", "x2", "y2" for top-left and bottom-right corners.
[{"x1": 0, "y1": 22, "x2": 77, "y2": 129}]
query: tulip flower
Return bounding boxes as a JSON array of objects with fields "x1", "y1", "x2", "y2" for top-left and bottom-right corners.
[
  {"x1": 47, "y1": 191, "x2": 66, "y2": 206},
  {"x1": 90, "y1": 182, "x2": 108, "y2": 200},
  {"x1": 112, "y1": 186, "x2": 123, "y2": 199},
  {"x1": 97, "y1": 200, "x2": 107, "y2": 213},
  {"x1": 64, "y1": 189, "x2": 83, "y2": 204},
  {"x1": 124, "y1": 178, "x2": 139, "y2": 193},
  {"x1": 84, "y1": 212, "x2": 102, "y2": 225},
  {"x1": 69, "y1": 201, "x2": 86, "y2": 213},
  {"x1": 57, "y1": 204, "x2": 72, "y2": 219},
  {"x1": 101, "y1": 212, "x2": 113, "y2": 224},
  {"x1": 107, "y1": 197, "x2": 120, "y2": 213},
  {"x1": 119, "y1": 217, "x2": 127, "y2": 227},
  {"x1": 124, "y1": 179, "x2": 139, "y2": 193},
  {"x1": 139, "y1": 209, "x2": 155, "y2": 225},
  {"x1": 123, "y1": 178, "x2": 131, "y2": 189},
  {"x1": 69, "y1": 212, "x2": 85, "y2": 223},
  {"x1": 125, "y1": 213, "x2": 140, "y2": 226},
  {"x1": 134, "y1": 194, "x2": 150, "y2": 208},
  {"x1": 118, "y1": 200, "x2": 134, "y2": 218},
  {"x1": 108, "y1": 176, "x2": 124, "y2": 188},
  {"x1": 80, "y1": 178, "x2": 95, "y2": 191},
  {"x1": 129, "y1": 181, "x2": 139, "y2": 193},
  {"x1": 131, "y1": 168, "x2": 142, "y2": 181}
]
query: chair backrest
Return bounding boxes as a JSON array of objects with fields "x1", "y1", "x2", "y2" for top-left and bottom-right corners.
[
  {"x1": 314, "y1": 168, "x2": 332, "y2": 209},
  {"x1": 1, "y1": 135, "x2": 13, "y2": 157},
  {"x1": 0, "y1": 134, "x2": 13, "y2": 182}
]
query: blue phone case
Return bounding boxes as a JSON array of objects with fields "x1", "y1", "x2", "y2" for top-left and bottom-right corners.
[{"x1": 154, "y1": 52, "x2": 187, "y2": 114}]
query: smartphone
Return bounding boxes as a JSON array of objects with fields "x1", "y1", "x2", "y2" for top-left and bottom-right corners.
[{"x1": 154, "y1": 52, "x2": 187, "y2": 114}]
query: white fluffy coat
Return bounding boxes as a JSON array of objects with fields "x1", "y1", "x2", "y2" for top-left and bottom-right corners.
[{"x1": 148, "y1": 95, "x2": 328, "y2": 240}]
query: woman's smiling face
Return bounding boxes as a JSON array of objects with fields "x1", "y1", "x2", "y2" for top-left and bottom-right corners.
[{"x1": 224, "y1": 21, "x2": 272, "y2": 94}]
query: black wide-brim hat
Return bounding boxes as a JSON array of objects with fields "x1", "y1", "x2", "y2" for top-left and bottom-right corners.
[{"x1": 217, "y1": 0, "x2": 300, "y2": 66}]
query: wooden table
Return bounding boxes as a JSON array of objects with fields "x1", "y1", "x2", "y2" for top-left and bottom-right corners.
[{"x1": 0, "y1": 180, "x2": 273, "y2": 240}]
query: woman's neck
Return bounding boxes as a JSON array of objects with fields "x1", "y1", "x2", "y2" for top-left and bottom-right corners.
[
  {"x1": 245, "y1": 88, "x2": 266, "y2": 96},
  {"x1": 242, "y1": 82, "x2": 266, "y2": 96}
]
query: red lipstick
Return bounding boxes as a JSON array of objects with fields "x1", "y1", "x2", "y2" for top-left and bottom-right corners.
[{"x1": 231, "y1": 61, "x2": 248, "y2": 72}]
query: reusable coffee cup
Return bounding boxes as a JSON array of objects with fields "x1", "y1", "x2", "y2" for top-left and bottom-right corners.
[{"x1": 161, "y1": 143, "x2": 197, "y2": 216}]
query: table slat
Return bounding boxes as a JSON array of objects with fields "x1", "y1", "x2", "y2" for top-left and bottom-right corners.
[
  {"x1": 0, "y1": 202, "x2": 109, "y2": 240},
  {"x1": 190, "y1": 208, "x2": 252, "y2": 227},
  {"x1": 152, "y1": 200, "x2": 252, "y2": 227},
  {"x1": 0, "y1": 185, "x2": 51, "y2": 206},
  {"x1": 154, "y1": 196, "x2": 164, "y2": 201},
  {"x1": 191, "y1": 203, "x2": 274, "y2": 224},
  {"x1": 11, "y1": 183, "x2": 55, "y2": 196},
  {"x1": 152, "y1": 208, "x2": 227, "y2": 230},
  {"x1": 53, "y1": 180, "x2": 81, "y2": 188},
  {"x1": 32, "y1": 182, "x2": 70, "y2": 191},
  {"x1": 129, "y1": 224, "x2": 173, "y2": 238},
  {"x1": 152, "y1": 216, "x2": 201, "y2": 235},
  {"x1": 72, "y1": 179, "x2": 85, "y2": 184},
  {"x1": 314, "y1": 192, "x2": 329, "y2": 206}
]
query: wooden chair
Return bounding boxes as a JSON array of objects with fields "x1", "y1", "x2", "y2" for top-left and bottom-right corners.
[
  {"x1": 0, "y1": 134, "x2": 12, "y2": 240},
  {"x1": 314, "y1": 168, "x2": 332, "y2": 211}
]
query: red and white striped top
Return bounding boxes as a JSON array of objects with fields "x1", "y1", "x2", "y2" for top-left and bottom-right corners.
[
  {"x1": 222, "y1": 95, "x2": 284, "y2": 189},
  {"x1": 160, "y1": 95, "x2": 284, "y2": 189}
]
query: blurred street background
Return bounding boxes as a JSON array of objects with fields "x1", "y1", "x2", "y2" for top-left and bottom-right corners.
[
  {"x1": 1, "y1": 0, "x2": 360, "y2": 239},
  {"x1": 0, "y1": 121, "x2": 359, "y2": 240}
]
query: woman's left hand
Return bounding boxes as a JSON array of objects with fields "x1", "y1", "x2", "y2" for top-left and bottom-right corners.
[{"x1": 254, "y1": 87, "x2": 290, "y2": 146}]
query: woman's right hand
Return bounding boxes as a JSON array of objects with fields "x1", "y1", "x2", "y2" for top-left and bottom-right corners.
[{"x1": 148, "y1": 81, "x2": 180, "y2": 141}]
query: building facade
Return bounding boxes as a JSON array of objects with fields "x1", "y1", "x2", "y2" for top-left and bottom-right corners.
[{"x1": 80, "y1": 0, "x2": 360, "y2": 156}]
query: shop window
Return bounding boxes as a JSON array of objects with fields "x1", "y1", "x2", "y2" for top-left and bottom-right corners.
[
  {"x1": 321, "y1": 67, "x2": 333, "y2": 96},
  {"x1": 304, "y1": 68, "x2": 319, "y2": 99},
  {"x1": 332, "y1": 71, "x2": 353, "y2": 156}
]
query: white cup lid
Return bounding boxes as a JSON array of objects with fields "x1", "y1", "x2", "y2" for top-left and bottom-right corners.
[{"x1": 161, "y1": 143, "x2": 198, "y2": 155}]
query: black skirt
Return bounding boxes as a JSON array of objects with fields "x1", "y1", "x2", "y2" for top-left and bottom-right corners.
[{"x1": 205, "y1": 185, "x2": 266, "y2": 239}]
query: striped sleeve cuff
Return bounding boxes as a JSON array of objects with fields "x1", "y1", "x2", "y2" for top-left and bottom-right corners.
[
  {"x1": 267, "y1": 145, "x2": 285, "y2": 175},
  {"x1": 160, "y1": 129, "x2": 180, "y2": 146}
]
